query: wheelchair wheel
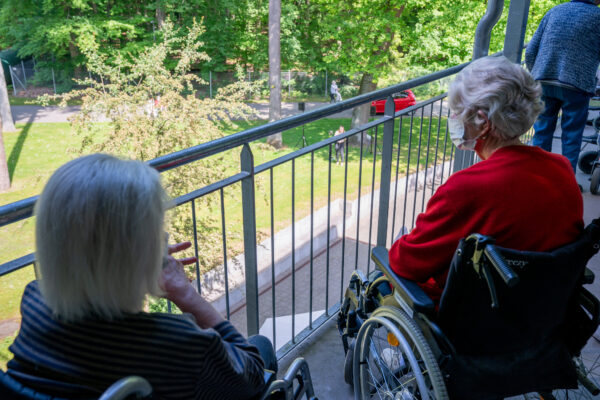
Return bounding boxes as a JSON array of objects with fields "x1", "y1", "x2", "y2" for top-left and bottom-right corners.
[
  {"x1": 344, "y1": 340, "x2": 355, "y2": 386},
  {"x1": 353, "y1": 306, "x2": 448, "y2": 400},
  {"x1": 578, "y1": 151, "x2": 598, "y2": 175},
  {"x1": 594, "y1": 116, "x2": 600, "y2": 133},
  {"x1": 549, "y1": 353, "x2": 600, "y2": 400},
  {"x1": 591, "y1": 166, "x2": 600, "y2": 195},
  {"x1": 339, "y1": 270, "x2": 369, "y2": 386}
]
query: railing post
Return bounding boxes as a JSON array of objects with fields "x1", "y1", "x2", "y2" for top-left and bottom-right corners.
[
  {"x1": 503, "y1": 0, "x2": 530, "y2": 64},
  {"x1": 376, "y1": 97, "x2": 396, "y2": 248},
  {"x1": 454, "y1": 0, "x2": 504, "y2": 174},
  {"x1": 473, "y1": 0, "x2": 504, "y2": 59},
  {"x1": 240, "y1": 144, "x2": 259, "y2": 335}
]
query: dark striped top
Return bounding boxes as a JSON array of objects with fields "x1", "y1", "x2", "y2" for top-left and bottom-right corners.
[{"x1": 7, "y1": 281, "x2": 266, "y2": 399}]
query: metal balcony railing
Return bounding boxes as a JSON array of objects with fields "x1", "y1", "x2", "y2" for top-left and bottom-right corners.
[{"x1": 0, "y1": 55, "x2": 535, "y2": 359}]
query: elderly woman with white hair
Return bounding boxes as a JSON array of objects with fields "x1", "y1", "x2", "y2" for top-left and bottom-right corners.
[
  {"x1": 389, "y1": 56, "x2": 584, "y2": 304},
  {"x1": 6, "y1": 154, "x2": 276, "y2": 399}
]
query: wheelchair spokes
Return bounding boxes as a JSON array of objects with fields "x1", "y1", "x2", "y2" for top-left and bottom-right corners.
[
  {"x1": 365, "y1": 336, "x2": 411, "y2": 398},
  {"x1": 365, "y1": 334, "x2": 426, "y2": 400},
  {"x1": 549, "y1": 352, "x2": 600, "y2": 400},
  {"x1": 354, "y1": 308, "x2": 448, "y2": 400}
]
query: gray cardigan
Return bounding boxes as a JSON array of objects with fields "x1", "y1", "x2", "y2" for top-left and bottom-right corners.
[{"x1": 525, "y1": 0, "x2": 600, "y2": 95}]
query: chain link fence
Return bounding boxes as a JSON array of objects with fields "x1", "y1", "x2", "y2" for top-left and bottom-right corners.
[
  {"x1": 2, "y1": 56, "x2": 89, "y2": 97},
  {"x1": 2, "y1": 58, "x2": 363, "y2": 101},
  {"x1": 195, "y1": 70, "x2": 361, "y2": 100}
]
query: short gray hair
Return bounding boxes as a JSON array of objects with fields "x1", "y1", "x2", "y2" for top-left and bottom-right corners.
[
  {"x1": 35, "y1": 154, "x2": 168, "y2": 322},
  {"x1": 449, "y1": 56, "x2": 543, "y2": 139}
]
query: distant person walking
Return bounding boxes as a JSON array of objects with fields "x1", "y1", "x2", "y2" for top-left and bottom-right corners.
[
  {"x1": 333, "y1": 126, "x2": 346, "y2": 165},
  {"x1": 525, "y1": 0, "x2": 600, "y2": 173},
  {"x1": 330, "y1": 81, "x2": 341, "y2": 103}
]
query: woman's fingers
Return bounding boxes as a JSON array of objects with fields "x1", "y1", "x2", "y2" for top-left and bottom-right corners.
[
  {"x1": 178, "y1": 257, "x2": 197, "y2": 266},
  {"x1": 168, "y1": 241, "x2": 192, "y2": 254}
]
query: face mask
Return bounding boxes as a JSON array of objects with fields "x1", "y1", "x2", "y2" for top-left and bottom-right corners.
[{"x1": 448, "y1": 114, "x2": 482, "y2": 151}]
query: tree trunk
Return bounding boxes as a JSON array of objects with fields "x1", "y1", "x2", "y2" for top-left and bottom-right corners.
[
  {"x1": 156, "y1": 0, "x2": 165, "y2": 29},
  {"x1": 0, "y1": 63, "x2": 16, "y2": 132},
  {"x1": 349, "y1": 73, "x2": 377, "y2": 145},
  {"x1": 69, "y1": 35, "x2": 83, "y2": 78},
  {"x1": 0, "y1": 115, "x2": 10, "y2": 192},
  {"x1": 266, "y1": 0, "x2": 282, "y2": 148}
]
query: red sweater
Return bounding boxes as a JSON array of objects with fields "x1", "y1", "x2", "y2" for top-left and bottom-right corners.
[{"x1": 389, "y1": 145, "x2": 584, "y2": 303}]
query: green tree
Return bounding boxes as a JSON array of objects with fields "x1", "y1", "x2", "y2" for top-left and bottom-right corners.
[
  {"x1": 0, "y1": 0, "x2": 251, "y2": 82},
  {"x1": 395, "y1": 0, "x2": 563, "y2": 79},
  {"x1": 0, "y1": 0, "x2": 156, "y2": 82},
  {"x1": 44, "y1": 20, "x2": 259, "y2": 273},
  {"x1": 308, "y1": 0, "x2": 418, "y2": 134}
]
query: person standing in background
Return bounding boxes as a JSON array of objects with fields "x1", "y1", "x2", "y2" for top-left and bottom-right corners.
[
  {"x1": 525, "y1": 0, "x2": 600, "y2": 173},
  {"x1": 333, "y1": 126, "x2": 346, "y2": 165},
  {"x1": 330, "y1": 80, "x2": 340, "y2": 103}
]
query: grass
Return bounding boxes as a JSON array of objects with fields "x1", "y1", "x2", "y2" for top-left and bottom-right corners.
[
  {"x1": 0, "y1": 115, "x2": 450, "y2": 368},
  {"x1": 0, "y1": 333, "x2": 16, "y2": 371},
  {"x1": 9, "y1": 96, "x2": 82, "y2": 106}
]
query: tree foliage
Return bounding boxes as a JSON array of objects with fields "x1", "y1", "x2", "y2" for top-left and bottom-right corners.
[
  {"x1": 0, "y1": 0, "x2": 563, "y2": 86},
  {"x1": 42, "y1": 20, "x2": 259, "y2": 273}
]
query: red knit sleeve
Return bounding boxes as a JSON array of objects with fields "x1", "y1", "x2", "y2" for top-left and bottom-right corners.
[{"x1": 388, "y1": 179, "x2": 469, "y2": 285}]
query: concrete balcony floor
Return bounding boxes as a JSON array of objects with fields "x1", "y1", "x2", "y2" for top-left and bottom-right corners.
[{"x1": 275, "y1": 122, "x2": 600, "y2": 399}]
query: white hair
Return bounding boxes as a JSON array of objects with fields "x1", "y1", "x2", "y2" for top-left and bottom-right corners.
[
  {"x1": 35, "y1": 154, "x2": 168, "y2": 322},
  {"x1": 449, "y1": 56, "x2": 543, "y2": 140}
]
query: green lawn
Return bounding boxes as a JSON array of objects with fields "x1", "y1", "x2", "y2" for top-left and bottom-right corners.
[
  {"x1": 0, "y1": 333, "x2": 16, "y2": 370},
  {"x1": 0, "y1": 115, "x2": 450, "y2": 370},
  {"x1": 9, "y1": 96, "x2": 82, "y2": 106}
]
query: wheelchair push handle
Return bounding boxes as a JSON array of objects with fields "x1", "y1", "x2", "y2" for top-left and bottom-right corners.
[{"x1": 484, "y1": 244, "x2": 519, "y2": 288}]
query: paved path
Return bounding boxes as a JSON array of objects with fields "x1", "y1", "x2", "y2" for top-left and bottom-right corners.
[
  {"x1": 11, "y1": 105, "x2": 81, "y2": 124},
  {"x1": 10, "y1": 102, "x2": 354, "y2": 124}
]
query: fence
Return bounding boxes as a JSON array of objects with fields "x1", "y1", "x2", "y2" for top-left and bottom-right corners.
[
  {"x1": 7, "y1": 59, "x2": 35, "y2": 96},
  {"x1": 2, "y1": 58, "x2": 533, "y2": 359},
  {"x1": 5, "y1": 57, "x2": 92, "y2": 96},
  {"x1": 194, "y1": 70, "x2": 357, "y2": 100},
  {"x1": 3, "y1": 62, "x2": 357, "y2": 100}
]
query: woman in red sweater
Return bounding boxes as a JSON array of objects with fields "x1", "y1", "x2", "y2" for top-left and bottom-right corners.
[{"x1": 389, "y1": 56, "x2": 584, "y2": 304}]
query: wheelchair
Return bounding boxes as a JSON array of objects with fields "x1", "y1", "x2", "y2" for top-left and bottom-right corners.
[
  {"x1": 577, "y1": 91, "x2": 600, "y2": 193},
  {"x1": 0, "y1": 357, "x2": 318, "y2": 400},
  {"x1": 338, "y1": 219, "x2": 600, "y2": 399}
]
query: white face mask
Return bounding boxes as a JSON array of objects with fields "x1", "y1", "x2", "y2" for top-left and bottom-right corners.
[{"x1": 448, "y1": 114, "x2": 481, "y2": 151}]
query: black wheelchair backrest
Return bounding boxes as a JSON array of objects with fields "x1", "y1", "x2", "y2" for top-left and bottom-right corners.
[{"x1": 436, "y1": 218, "x2": 600, "y2": 398}]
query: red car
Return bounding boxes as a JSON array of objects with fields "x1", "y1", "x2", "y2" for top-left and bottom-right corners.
[{"x1": 370, "y1": 90, "x2": 416, "y2": 115}]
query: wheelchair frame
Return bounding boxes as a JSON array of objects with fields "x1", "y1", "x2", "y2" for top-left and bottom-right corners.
[{"x1": 338, "y1": 232, "x2": 600, "y2": 400}]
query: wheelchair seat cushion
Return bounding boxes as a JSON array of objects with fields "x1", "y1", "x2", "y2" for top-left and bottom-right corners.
[{"x1": 437, "y1": 229, "x2": 598, "y2": 399}]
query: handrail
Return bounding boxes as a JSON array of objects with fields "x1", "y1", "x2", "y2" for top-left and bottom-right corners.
[
  {"x1": 473, "y1": 0, "x2": 504, "y2": 59},
  {"x1": 0, "y1": 60, "x2": 473, "y2": 228},
  {"x1": 147, "y1": 61, "x2": 470, "y2": 172}
]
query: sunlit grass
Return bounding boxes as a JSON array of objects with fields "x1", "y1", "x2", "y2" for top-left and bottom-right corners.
[{"x1": 0, "y1": 114, "x2": 450, "y2": 331}]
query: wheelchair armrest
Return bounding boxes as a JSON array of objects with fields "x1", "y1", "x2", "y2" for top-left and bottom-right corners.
[
  {"x1": 371, "y1": 247, "x2": 435, "y2": 315},
  {"x1": 99, "y1": 376, "x2": 152, "y2": 400}
]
